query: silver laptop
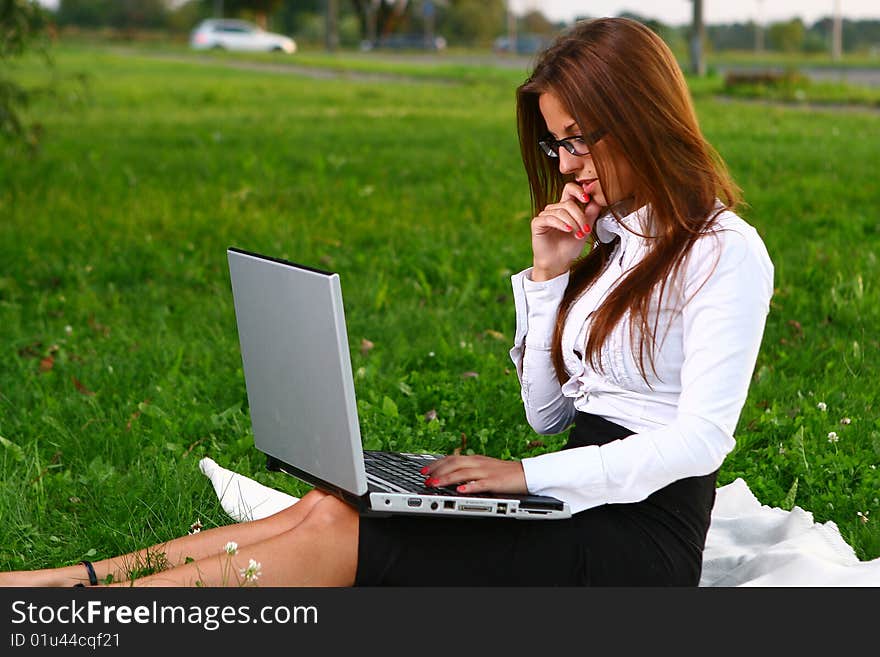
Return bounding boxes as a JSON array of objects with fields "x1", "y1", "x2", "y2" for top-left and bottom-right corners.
[{"x1": 226, "y1": 247, "x2": 571, "y2": 520}]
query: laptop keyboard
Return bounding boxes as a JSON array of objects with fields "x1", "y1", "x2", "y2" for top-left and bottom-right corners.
[{"x1": 363, "y1": 450, "x2": 459, "y2": 495}]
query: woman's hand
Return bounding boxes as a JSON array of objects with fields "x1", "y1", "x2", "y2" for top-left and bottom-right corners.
[
  {"x1": 421, "y1": 455, "x2": 527, "y2": 495},
  {"x1": 531, "y1": 181, "x2": 602, "y2": 281}
]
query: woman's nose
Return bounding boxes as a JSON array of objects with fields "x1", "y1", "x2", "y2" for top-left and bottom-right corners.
[{"x1": 557, "y1": 149, "x2": 581, "y2": 175}]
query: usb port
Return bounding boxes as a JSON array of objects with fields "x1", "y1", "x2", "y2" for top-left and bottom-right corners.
[
  {"x1": 443, "y1": 500, "x2": 455, "y2": 509},
  {"x1": 407, "y1": 498, "x2": 422, "y2": 507}
]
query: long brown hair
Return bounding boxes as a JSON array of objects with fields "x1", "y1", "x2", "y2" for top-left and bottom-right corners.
[{"x1": 515, "y1": 17, "x2": 742, "y2": 384}]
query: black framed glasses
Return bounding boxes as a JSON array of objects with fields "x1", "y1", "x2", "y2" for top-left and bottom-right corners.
[{"x1": 538, "y1": 128, "x2": 607, "y2": 158}]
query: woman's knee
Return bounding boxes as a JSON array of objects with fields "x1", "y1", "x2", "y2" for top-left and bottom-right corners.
[
  {"x1": 261, "y1": 488, "x2": 328, "y2": 529},
  {"x1": 306, "y1": 494, "x2": 359, "y2": 531}
]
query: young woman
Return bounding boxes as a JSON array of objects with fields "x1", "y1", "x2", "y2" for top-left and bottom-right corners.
[{"x1": 1, "y1": 17, "x2": 772, "y2": 587}]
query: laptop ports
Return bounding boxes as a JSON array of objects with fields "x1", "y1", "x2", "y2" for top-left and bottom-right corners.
[
  {"x1": 407, "y1": 498, "x2": 422, "y2": 508},
  {"x1": 458, "y1": 503, "x2": 493, "y2": 513}
]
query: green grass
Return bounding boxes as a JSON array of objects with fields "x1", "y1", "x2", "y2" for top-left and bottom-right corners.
[
  {"x1": 1, "y1": 44, "x2": 878, "y2": 572},
  {"x1": 707, "y1": 49, "x2": 880, "y2": 70}
]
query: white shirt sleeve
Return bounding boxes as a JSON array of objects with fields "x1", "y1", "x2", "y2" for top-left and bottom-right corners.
[
  {"x1": 509, "y1": 268, "x2": 577, "y2": 435},
  {"x1": 519, "y1": 227, "x2": 774, "y2": 513}
]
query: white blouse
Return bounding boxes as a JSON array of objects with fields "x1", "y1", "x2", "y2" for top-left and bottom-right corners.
[{"x1": 509, "y1": 204, "x2": 774, "y2": 514}]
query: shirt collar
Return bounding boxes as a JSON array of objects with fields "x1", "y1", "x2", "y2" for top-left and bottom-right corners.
[{"x1": 593, "y1": 204, "x2": 650, "y2": 246}]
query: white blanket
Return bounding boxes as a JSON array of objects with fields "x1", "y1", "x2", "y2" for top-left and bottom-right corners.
[{"x1": 199, "y1": 457, "x2": 880, "y2": 586}]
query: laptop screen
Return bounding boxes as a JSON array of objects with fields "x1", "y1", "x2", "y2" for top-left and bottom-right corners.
[{"x1": 227, "y1": 248, "x2": 369, "y2": 496}]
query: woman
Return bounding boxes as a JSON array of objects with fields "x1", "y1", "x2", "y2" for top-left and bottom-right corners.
[{"x1": 0, "y1": 17, "x2": 772, "y2": 587}]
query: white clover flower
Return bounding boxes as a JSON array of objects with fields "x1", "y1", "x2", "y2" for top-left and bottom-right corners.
[
  {"x1": 857, "y1": 511, "x2": 869, "y2": 524},
  {"x1": 827, "y1": 431, "x2": 839, "y2": 443},
  {"x1": 240, "y1": 558, "x2": 261, "y2": 582},
  {"x1": 188, "y1": 520, "x2": 203, "y2": 535},
  {"x1": 224, "y1": 541, "x2": 239, "y2": 555},
  {"x1": 816, "y1": 402, "x2": 827, "y2": 411},
  {"x1": 839, "y1": 417, "x2": 851, "y2": 425}
]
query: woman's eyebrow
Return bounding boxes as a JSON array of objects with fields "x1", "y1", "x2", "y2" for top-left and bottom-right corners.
[{"x1": 549, "y1": 122, "x2": 581, "y2": 137}]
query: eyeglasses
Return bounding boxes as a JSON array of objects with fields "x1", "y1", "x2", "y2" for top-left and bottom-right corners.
[{"x1": 538, "y1": 128, "x2": 606, "y2": 158}]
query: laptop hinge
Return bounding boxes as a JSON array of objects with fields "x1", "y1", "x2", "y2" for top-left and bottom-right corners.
[{"x1": 265, "y1": 454, "x2": 370, "y2": 511}]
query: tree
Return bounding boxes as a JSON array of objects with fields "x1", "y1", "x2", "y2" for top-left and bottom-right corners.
[
  {"x1": 274, "y1": 0, "x2": 322, "y2": 36},
  {"x1": 57, "y1": 0, "x2": 169, "y2": 30},
  {"x1": 767, "y1": 18, "x2": 805, "y2": 53},
  {"x1": 221, "y1": 0, "x2": 283, "y2": 29},
  {"x1": 435, "y1": 0, "x2": 505, "y2": 47},
  {"x1": 520, "y1": 9, "x2": 554, "y2": 35},
  {"x1": 689, "y1": 0, "x2": 706, "y2": 76},
  {"x1": 1, "y1": 0, "x2": 50, "y2": 147},
  {"x1": 349, "y1": 0, "x2": 412, "y2": 44}
]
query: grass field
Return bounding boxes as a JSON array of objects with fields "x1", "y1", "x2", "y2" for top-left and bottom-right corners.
[{"x1": 1, "y1": 43, "x2": 878, "y2": 573}]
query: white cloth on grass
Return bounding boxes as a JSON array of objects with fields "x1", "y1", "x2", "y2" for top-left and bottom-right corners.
[
  {"x1": 198, "y1": 457, "x2": 880, "y2": 586},
  {"x1": 698, "y1": 477, "x2": 880, "y2": 586}
]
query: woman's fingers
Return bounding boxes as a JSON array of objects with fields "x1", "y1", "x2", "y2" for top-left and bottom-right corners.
[
  {"x1": 533, "y1": 211, "x2": 579, "y2": 238},
  {"x1": 421, "y1": 455, "x2": 477, "y2": 484},
  {"x1": 562, "y1": 181, "x2": 592, "y2": 205},
  {"x1": 421, "y1": 456, "x2": 527, "y2": 495},
  {"x1": 559, "y1": 183, "x2": 602, "y2": 233},
  {"x1": 537, "y1": 205, "x2": 591, "y2": 239}
]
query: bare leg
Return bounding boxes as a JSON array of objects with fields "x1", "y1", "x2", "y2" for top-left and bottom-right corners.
[
  {"x1": 0, "y1": 489, "x2": 329, "y2": 587},
  {"x1": 107, "y1": 493, "x2": 359, "y2": 587}
]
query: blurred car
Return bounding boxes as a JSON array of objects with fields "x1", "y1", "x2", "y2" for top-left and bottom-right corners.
[
  {"x1": 360, "y1": 33, "x2": 447, "y2": 51},
  {"x1": 190, "y1": 19, "x2": 296, "y2": 54},
  {"x1": 493, "y1": 34, "x2": 551, "y2": 55}
]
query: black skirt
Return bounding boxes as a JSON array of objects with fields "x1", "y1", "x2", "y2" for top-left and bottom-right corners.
[{"x1": 354, "y1": 412, "x2": 718, "y2": 586}]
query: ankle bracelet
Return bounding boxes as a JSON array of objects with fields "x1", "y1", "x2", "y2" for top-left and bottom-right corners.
[{"x1": 80, "y1": 560, "x2": 98, "y2": 586}]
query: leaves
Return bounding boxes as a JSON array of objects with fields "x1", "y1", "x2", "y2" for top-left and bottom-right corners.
[
  {"x1": 125, "y1": 400, "x2": 150, "y2": 432},
  {"x1": 791, "y1": 425, "x2": 808, "y2": 471},
  {"x1": 88, "y1": 316, "x2": 110, "y2": 337},
  {"x1": 781, "y1": 477, "x2": 799, "y2": 511},
  {"x1": 36, "y1": 344, "x2": 60, "y2": 373},
  {"x1": 0, "y1": 435, "x2": 25, "y2": 462},
  {"x1": 71, "y1": 376, "x2": 94, "y2": 396},
  {"x1": 381, "y1": 396, "x2": 398, "y2": 418}
]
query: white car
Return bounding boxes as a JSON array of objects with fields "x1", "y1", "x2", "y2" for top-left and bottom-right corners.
[{"x1": 190, "y1": 19, "x2": 296, "y2": 54}]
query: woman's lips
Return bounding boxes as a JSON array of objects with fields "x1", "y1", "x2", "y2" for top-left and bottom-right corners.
[{"x1": 578, "y1": 179, "x2": 599, "y2": 195}]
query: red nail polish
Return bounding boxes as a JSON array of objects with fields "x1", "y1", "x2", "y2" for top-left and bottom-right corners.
[
  {"x1": 420, "y1": 466, "x2": 429, "y2": 475},
  {"x1": 564, "y1": 224, "x2": 573, "y2": 231},
  {"x1": 582, "y1": 194, "x2": 589, "y2": 202},
  {"x1": 584, "y1": 225, "x2": 591, "y2": 233},
  {"x1": 456, "y1": 485, "x2": 466, "y2": 493},
  {"x1": 575, "y1": 230, "x2": 584, "y2": 239}
]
